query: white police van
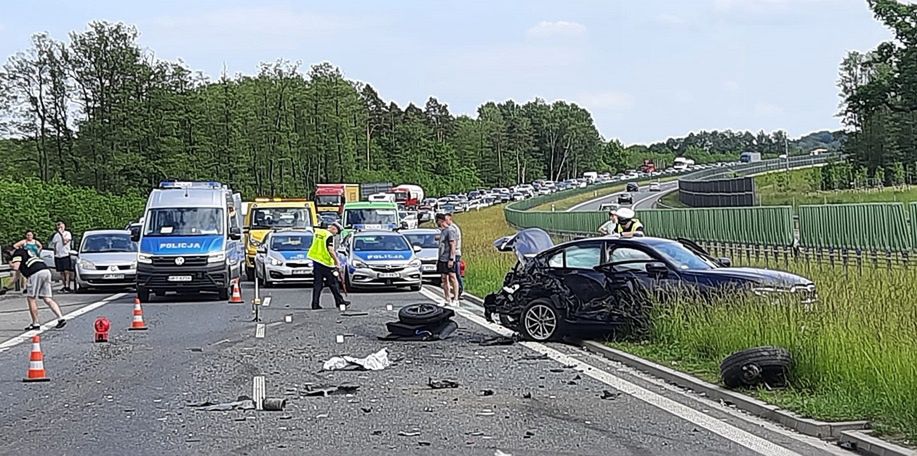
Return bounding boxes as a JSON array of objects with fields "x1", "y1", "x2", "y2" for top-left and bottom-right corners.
[{"x1": 132, "y1": 181, "x2": 244, "y2": 301}]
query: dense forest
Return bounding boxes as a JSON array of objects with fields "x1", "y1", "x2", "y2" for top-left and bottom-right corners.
[
  {"x1": 1, "y1": 21, "x2": 840, "y2": 199},
  {"x1": 829, "y1": 0, "x2": 917, "y2": 188}
]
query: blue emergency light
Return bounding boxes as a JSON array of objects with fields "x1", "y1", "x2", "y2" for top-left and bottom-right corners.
[{"x1": 159, "y1": 181, "x2": 223, "y2": 189}]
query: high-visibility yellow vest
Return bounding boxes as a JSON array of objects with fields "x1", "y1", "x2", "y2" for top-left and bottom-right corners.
[
  {"x1": 616, "y1": 219, "x2": 644, "y2": 234},
  {"x1": 307, "y1": 229, "x2": 336, "y2": 267}
]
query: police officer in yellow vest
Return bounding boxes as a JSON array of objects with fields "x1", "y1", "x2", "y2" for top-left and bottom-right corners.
[
  {"x1": 613, "y1": 207, "x2": 644, "y2": 238},
  {"x1": 307, "y1": 222, "x2": 350, "y2": 310}
]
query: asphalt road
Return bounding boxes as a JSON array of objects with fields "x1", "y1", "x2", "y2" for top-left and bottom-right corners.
[
  {"x1": 569, "y1": 181, "x2": 680, "y2": 212},
  {"x1": 0, "y1": 280, "x2": 846, "y2": 455}
]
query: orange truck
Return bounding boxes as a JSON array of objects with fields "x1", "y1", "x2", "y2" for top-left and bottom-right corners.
[{"x1": 314, "y1": 184, "x2": 360, "y2": 214}]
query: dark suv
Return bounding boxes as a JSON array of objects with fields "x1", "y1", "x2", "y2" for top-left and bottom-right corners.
[{"x1": 626, "y1": 182, "x2": 639, "y2": 192}]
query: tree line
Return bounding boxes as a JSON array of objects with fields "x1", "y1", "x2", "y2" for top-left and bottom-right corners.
[
  {"x1": 837, "y1": 0, "x2": 917, "y2": 186},
  {"x1": 1, "y1": 21, "x2": 841, "y2": 199}
]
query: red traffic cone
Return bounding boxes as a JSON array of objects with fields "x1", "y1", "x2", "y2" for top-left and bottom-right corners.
[
  {"x1": 23, "y1": 335, "x2": 50, "y2": 382},
  {"x1": 128, "y1": 302, "x2": 148, "y2": 331},
  {"x1": 229, "y1": 279, "x2": 243, "y2": 303}
]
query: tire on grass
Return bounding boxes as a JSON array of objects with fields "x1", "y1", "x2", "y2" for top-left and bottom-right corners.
[{"x1": 720, "y1": 346, "x2": 793, "y2": 389}]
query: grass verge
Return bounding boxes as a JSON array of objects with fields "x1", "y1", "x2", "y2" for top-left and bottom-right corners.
[
  {"x1": 757, "y1": 168, "x2": 917, "y2": 206},
  {"x1": 456, "y1": 204, "x2": 917, "y2": 445}
]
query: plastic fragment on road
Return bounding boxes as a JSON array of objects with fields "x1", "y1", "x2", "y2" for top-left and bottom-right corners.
[
  {"x1": 322, "y1": 348, "x2": 390, "y2": 371},
  {"x1": 479, "y1": 335, "x2": 516, "y2": 346},
  {"x1": 427, "y1": 377, "x2": 459, "y2": 389},
  {"x1": 189, "y1": 397, "x2": 256, "y2": 412}
]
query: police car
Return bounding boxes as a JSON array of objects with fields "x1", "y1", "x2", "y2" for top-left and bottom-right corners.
[
  {"x1": 254, "y1": 230, "x2": 314, "y2": 287},
  {"x1": 338, "y1": 231, "x2": 422, "y2": 291}
]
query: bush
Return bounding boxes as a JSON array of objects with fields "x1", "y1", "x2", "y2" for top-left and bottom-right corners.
[{"x1": 0, "y1": 178, "x2": 145, "y2": 249}]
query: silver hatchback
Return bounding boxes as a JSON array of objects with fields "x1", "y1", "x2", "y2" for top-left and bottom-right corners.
[{"x1": 75, "y1": 230, "x2": 138, "y2": 291}]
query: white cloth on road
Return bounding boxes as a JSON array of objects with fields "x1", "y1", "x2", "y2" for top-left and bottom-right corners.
[{"x1": 323, "y1": 348, "x2": 390, "y2": 371}]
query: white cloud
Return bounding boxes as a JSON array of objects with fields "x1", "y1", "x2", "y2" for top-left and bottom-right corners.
[
  {"x1": 526, "y1": 20, "x2": 587, "y2": 40},
  {"x1": 754, "y1": 102, "x2": 784, "y2": 116},
  {"x1": 656, "y1": 14, "x2": 687, "y2": 26},
  {"x1": 576, "y1": 91, "x2": 635, "y2": 111}
]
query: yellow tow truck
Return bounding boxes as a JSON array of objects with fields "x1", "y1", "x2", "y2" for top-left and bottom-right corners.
[{"x1": 243, "y1": 198, "x2": 318, "y2": 281}]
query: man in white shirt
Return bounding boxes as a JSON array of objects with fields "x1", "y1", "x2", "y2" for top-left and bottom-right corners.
[{"x1": 49, "y1": 221, "x2": 74, "y2": 293}]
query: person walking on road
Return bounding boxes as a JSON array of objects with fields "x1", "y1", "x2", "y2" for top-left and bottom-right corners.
[
  {"x1": 613, "y1": 207, "x2": 644, "y2": 238},
  {"x1": 445, "y1": 213, "x2": 463, "y2": 298},
  {"x1": 12, "y1": 231, "x2": 42, "y2": 292},
  {"x1": 307, "y1": 222, "x2": 350, "y2": 310},
  {"x1": 8, "y1": 247, "x2": 66, "y2": 330},
  {"x1": 49, "y1": 222, "x2": 74, "y2": 293},
  {"x1": 435, "y1": 214, "x2": 459, "y2": 305},
  {"x1": 598, "y1": 210, "x2": 618, "y2": 236}
]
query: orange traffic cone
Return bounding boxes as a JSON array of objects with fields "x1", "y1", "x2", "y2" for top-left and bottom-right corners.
[
  {"x1": 128, "y1": 301, "x2": 148, "y2": 331},
  {"x1": 23, "y1": 335, "x2": 50, "y2": 382},
  {"x1": 229, "y1": 279, "x2": 243, "y2": 303}
]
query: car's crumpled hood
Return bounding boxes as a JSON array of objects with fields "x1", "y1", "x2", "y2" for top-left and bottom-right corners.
[{"x1": 493, "y1": 228, "x2": 554, "y2": 264}]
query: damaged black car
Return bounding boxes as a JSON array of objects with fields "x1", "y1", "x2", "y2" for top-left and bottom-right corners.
[{"x1": 484, "y1": 229, "x2": 816, "y2": 341}]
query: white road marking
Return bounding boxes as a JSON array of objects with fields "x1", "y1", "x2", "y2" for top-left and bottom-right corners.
[
  {"x1": 0, "y1": 292, "x2": 127, "y2": 354},
  {"x1": 252, "y1": 376, "x2": 265, "y2": 410},
  {"x1": 262, "y1": 296, "x2": 271, "y2": 307},
  {"x1": 255, "y1": 324, "x2": 265, "y2": 339},
  {"x1": 418, "y1": 288, "x2": 803, "y2": 456}
]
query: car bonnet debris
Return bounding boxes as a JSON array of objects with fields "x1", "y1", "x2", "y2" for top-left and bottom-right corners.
[
  {"x1": 427, "y1": 378, "x2": 459, "y2": 389},
  {"x1": 322, "y1": 348, "x2": 391, "y2": 371}
]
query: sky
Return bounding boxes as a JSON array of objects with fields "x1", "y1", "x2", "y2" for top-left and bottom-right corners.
[{"x1": 0, "y1": 0, "x2": 894, "y2": 144}]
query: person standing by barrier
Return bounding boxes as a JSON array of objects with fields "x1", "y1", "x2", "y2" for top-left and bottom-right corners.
[
  {"x1": 49, "y1": 222, "x2": 74, "y2": 293},
  {"x1": 445, "y1": 213, "x2": 463, "y2": 299},
  {"x1": 613, "y1": 208, "x2": 644, "y2": 238},
  {"x1": 307, "y1": 222, "x2": 350, "y2": 310},
  {"x1": 435, "y1": 214, "x2": 458, "y2": 305},
  {"x1": 12, "y1": 231, "x2": 42, "y2": 293},
  {"x1": 8, "y1": 247, "x2": 66, "y2": 330}
]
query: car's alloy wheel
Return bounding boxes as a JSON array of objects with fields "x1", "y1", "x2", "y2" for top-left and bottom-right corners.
[{"x1": 523, "y1": 303, "x2": 558, "y2": 341}]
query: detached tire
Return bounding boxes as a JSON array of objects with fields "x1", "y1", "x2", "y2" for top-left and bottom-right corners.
[
  {"x1": 720, "y1": 346, "x2": 793, "y2": 389},
  {"x1": 398, "y1": 303, "x2": 446, "y2": 325}
]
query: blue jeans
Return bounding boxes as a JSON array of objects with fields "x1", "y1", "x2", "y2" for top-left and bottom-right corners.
[{"x1": 453, "y1": 255, "x2": 463, "y2": 293}]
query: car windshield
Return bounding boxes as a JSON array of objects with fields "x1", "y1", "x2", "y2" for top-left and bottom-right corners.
[
  {"x1": 353, "y1": 235, "x2": 410, "y2": 252},
  {"x1": 315, "y1": 195, "x2": 341, "y2": 206},
  {"x1": 653, "y1": 242, "x2": 718, "y2": 270},
  {"x1": 82, "y1": 234, "x2": 137, "y2": 253},
  {"x1": 344, "y1": 208, "x2": 397, "y2": 227},
  {"x1": 270, "y1": 234, "x2": 313, "y2": 251},
  {"x1": 145, "y1": 208, "x2": 223, "y2": 236},
  {"x1": 404, "y1": 233, "x2": 438, "y2": 249},
  {"x1": 250, "y1": 207, "x2": 312, "y2": 230}
]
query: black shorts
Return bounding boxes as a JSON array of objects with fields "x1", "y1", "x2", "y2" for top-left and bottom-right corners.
[
  {"x1": 436, "y1": 261, "x2": 455, "y2": 274},
  {"x1": 54, "y1": 256, "x2": 74, "y2": 272}
]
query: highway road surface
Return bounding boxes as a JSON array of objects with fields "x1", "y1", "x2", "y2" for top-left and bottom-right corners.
[
  {"x1": 0, "y1": 279, "x2": 849, "y2": 455},
  {"x1": 569, "y1": 181, "x2": 680, "y2": 212}
]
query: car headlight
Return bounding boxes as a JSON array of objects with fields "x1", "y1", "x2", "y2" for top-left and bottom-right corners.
[
  {"x1": 137, "y1": 253, "x2": 152, "y2": 264},
  {"x1": 352, "y1": 259, "x2": 368, "y2": 268},
  {"x1": 207, "y1": 252, "x2": 226, "y2": 263},
  {"x1": 78, "y1": 259, "x2": 95, "y2": 270},
  {"x1": 269, "y1": 257, "x2": 283, "y2": 266},
  {"x1": 408, "y1": 259, "x2": 421, "y2": 268}
]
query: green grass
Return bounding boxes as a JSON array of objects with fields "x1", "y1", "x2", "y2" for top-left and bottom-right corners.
[
  {"x1": 457, "y1": 205, "x2": 917, "y2": 445},
  {"x1": 656, "y1": 190, "x2": 688, "y2": 208},
  {"x1": 757, "y1": 168, "x2": 917, "y2": 206}
]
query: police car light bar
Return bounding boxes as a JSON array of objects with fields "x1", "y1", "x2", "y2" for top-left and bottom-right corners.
[{"x1": 159, "y1": 181, "x2": 224, "y2": 189}]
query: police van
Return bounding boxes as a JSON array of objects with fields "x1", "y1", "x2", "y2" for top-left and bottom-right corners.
[{"x1": 132, "y1": 181, "x2": 244, "y2": 301}]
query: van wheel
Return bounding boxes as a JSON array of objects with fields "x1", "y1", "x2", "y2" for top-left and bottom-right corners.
[
  {"x1": 138, "y1": 287, "x2": 151, "y2": 303},
  {"x1": 520, "y1": 300, "x2": 564, "y2": 342}
]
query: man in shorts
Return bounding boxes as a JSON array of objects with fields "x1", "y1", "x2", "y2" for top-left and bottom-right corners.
[
  {"x1": 49, "y1": 221, "x2": 74, "y2": 292},
  {"x1": 445, "y1": 213, "x2": 463, "y2": 298},
  {"x1": 435, "y1": 214, "x2": 458, "y2": 305},
  {"x1": 9, "y1": 248, "x2": 66, "y2": 330}
]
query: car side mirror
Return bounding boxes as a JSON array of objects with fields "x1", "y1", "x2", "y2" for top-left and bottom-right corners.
[
  {"x1": 717, "y1": 257, "x2": 732, "y2": 267},
  {"x1": 646, "y1": 262, "x2": 669, "y2": 276},
  {"x1": 229, "y1": 227, "x2": 242, "y2": 240},
  {"x1": 413, "y1": 245, "x2": 422, "y2": 253},
  {"x1": 129, "y1": 226, "x2": 141, "y2": 242}
]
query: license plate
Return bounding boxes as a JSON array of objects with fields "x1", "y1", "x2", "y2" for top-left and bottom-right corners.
[
  {"x1": 422, "y1": 265, "x2": 435, "y2": 271},
  {"x1": 102, "y1": 274, "x2": 124, "y2": 280},
  {"x1": 378, "y1": 272, "x2": 399, "y2": 278},
  {"x1": 168, "y1": 275, "x2": 192, "y2": 282},
  {"x1": 292, "y1": 269, "x2": 309, "y2": 275}
]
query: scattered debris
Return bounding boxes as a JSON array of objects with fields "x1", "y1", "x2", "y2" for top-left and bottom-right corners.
[
  {"x1": 479, "y1": 389, "x2": 494, "y2": 397},
  {"x1": 418, "y1": 441, "x2": 432, "y2": 446},
  {"x1": 549, "y1": 368, "x2": 565, "y2": 373},
  {"x1": 477, "y1": 410, "x2": 495, "y2": 417},
  {"x1": 262, "y1": 398, "x2": 286, "y2": 411},
  {"x1": 495, "y1": 450, "x2": 513, "y2": 456},
  {"x1": 372, "y1": 430, "x2": 383, "y2": 436},
  {"x1": 188, "y1": 396, "x2": 255, "y2": 412},
  {"x1": 566, "y1": 381, "x2": 577, "y2": 386},
  {"x1": 479, "y1": 335, "x2": 516, "y2": 346},
  {"x1": 428, "y1": 378, "x2": 459, "y2": 389},
  {"x1": 323, "y1": 348, "x2": 390, "y2": 371},
  {"x1": 340, "y1": 311, "x2": 369, "y2": 317},
  {"x1": 361, "y1": 407, "x2": 372, "y2": 413},
  {"x1": 380, "y1": 305, "x2": 458, "y2": 341},
  {"x1": 398, "y1": 431, "x2": 421, "y2": 437},
  {"x1": 303, "y1": 384, "x2": 360, "y2": 397},
  {"x1": 518, "y1": 354, "x2": 549, "y2": 361},
  {"x1": 522, "y1": 392, "x2": 532, "y2": 399},
  {"x1": 524, "y1": 430, "x2": 535, "y2": 439},
  {"x1": 600, "y1": 390, "x2": 621, "y2": 400},
  {"x1": 186, "y1": 347, "x2": 203, "y2": 352}
]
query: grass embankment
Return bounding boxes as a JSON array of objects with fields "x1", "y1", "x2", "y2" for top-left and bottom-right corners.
[
  {"x1": 656, "y1": 190, "x2": 687, "y2": 208},
  {"x1": 456, "y1": 204, "x2": 917, "y2": 445},
  {"x1": 757, "y1": 168, "x2": 917, "y2": 206}
]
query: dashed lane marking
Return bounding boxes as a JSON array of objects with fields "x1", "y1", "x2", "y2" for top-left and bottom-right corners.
[
  {"x1": 252, "y1": 376, "x2": 265, "y2": 410},
  {"x1": 417, "y1": 287, "x2": 803, "y2": 456},
  {"x1": 262, "y1": 297, "x2": 271, "y2": 307},
  {"x1": 0, "y1": 292, "x2": 127, "y2": 354},
  {"x1": 255, "y1": 324, "x2": 265, "y2": 338}
]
